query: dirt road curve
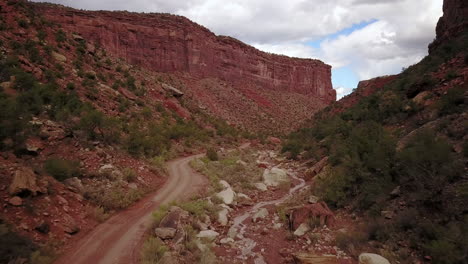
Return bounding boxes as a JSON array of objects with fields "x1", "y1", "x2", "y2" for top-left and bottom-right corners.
[{"x1": 54, "y1": 154, "x2": 207, "y2": 264}]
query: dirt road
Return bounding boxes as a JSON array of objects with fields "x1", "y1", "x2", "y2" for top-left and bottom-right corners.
[{"x1": 54, "y1": 154, "x2": 207, "y2": 264}]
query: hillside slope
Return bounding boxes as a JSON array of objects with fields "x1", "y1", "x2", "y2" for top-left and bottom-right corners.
[{"x1": 283, "y1": 0, "x2": 467, "y2": 262}]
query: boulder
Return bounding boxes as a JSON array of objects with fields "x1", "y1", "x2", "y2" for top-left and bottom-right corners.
[
  {"x1": 236, "y1": 160, "x2": 247, "y2": 166},
  {"x1": 159, "y1": 206, "x2": 190, "y2": 229},
  {"x1": 195, "y1": 220, "x2": 209, "y2": 231},
  {"x1": 162, "y1": 83, "x2": 184, "y2": 97},
  {"x1": 263, "y1": 167, "x2": 289, "y2": 187},
  {"x1": 24, "y1": 138, "x2": 44, "y2": 153},
  {"x1": 237, "y1": 193, "x2": 251, "y2": 200},
  {"x1": 217, "y1": 208, "x2": 229, "y2": 226},
  {"x1": 128, "y1": 183, "x2": 138, "y2": 190},
  {"x1": 72, "y1": 34, "x2": 84, "y2": 41},
  {"x1": 159, "y1": 252, "x2": 177, "y2": 264},
  {"x1": 308, "y1": 195, "x2": 319, "y2": 204},
  {"x1": 381, "y1": 211, "x2": 393, "y2": 219},
  {"x1": 252, "y1": 208, "x2": 269, "y2": 222},
  {"x1": 220, "y1": 237, "x2": 234, "y2": 244},
  {"x1": 86, "y1": 43, "x2": 96, "y2": 54},
  {"x1": 8, "y1": 196, "x2": 23, "y2": 206},
  {"x1": 0, "y1": 81, "x2": 12, "y2": 90},
  {"x1": 9, "y1": 167, "x2": 40, "y2": 196},
  {"x1": 254, "y1": 182, "x2": 268, "y2": 191},
  {"x1": 99, "y1": 164, "x2": 123, "y2": 180},
  {"x1": 216, "y1": 187, "x2": 236, "y2": 205},
  {"x1": 294, "y1": 223, "x2": 310, "y2": 236},
  {"x1": 390, "y1": 186, "x2": 401, "y2": 197},
  {"x1": 219, "y1": 180, "x2": 231, "y2": 189},
  {"x1": 293, "y1": 253, "x2": 338, "y2": 264},
  {"x1": 267, "y1": 136, "x2": 282, "y2": 145},
  {"x1": 196, "y1": 230, "x2": 219, "y2": 241},
  {"x1": 63, "y1": 177, "x2": 84, "y2": 193},
  {"x1": 35, "y1": 222, "x2": 50, "y2": 234},
  {"x1": 63, "y1": 216, "x2": 80, "y2": 235},
  {"x1": 155, "y1": 227, "x2": 177, "y2": 240},
  {"x1": 51, "y1": 51, "x2": 67, "y2": 62},
  {"x1": 358, "y1": 253, "x2": 390, "y2": 264},
  {"x1": 412, "y1": 91, "x2": 431, "y2": 105},
  {"x1": 304, "y1": 157, "x2": 328, "y2": 181},
  {"x1": 289, "y1": 202, "x2": 335, "y2": 230}
]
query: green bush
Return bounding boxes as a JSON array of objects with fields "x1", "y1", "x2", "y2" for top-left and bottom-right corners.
[
  {"x1": 0, "y1": 222, "x2": 36, "y2": 264},
  {"x1": 152, "y1": 204, "x2": 170, "y2": 226},
  {"x1": 55, "y1": 29, "x2": 66, "y2": 43},
  {"x1": 397, "y1": 129, "x2": 461, "y2": 194},
  {"x1": 438, "y1": 87, "x2": 465, "y2": 116},
  {"x1": 44, "y1": 158, "x2": 81, "y2": 181},
  {"x1": 122, "y1": 168, "x2": 137, "y2": 182},
  {"x1": 140, "y1": 237, "x2": 168, "y2": 264},
  {"x1": 84, "y1": 182, "x2": 143, "y2": 211},
  {"x1": 206, "y1": 148, "x2": 218, "y2": 161}
]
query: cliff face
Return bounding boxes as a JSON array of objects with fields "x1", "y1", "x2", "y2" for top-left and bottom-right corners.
[
  {"x1": 429, "y1": 0, "x2": 468, "y2": 53},
  {"x1": 36, "y1": 5, "x2": 335, "y2": 104}
]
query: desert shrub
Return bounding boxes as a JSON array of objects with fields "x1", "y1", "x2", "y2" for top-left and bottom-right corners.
[
  {"x1": 87, "y1": 206, "x2": 109, "y2": 223},
  {"x1": 14, "y1": 71, "x2": 37, "y2": 91},
  {"x1": 438, "y1": 86, "x2": 465, "y2": 116},
  {"x1": 316, "y1": 121, "x2": 396, "y2": 209},
  {"x1": 122, "y1": 168, "x2": 137, "y2": 182},
  {"x1": 179, "y1": 199, "x2": 218, "y2": 220},
  {"x1": 206, "y1": 148, "x2": 218, "y2": 161},
  {"x1": 335, "y1": 230, "x2": 368, "y2": 255},
  {"x1": 394, "y1": 208, "x2": 418, "y2": 231},
  {"x1": 152, "y1": 204, "x2": 170, "y2": 226},
  {"x1": 17, "y1": 19, "x2": 28, "y2": 28},
  {"x1": 84, "y1": 182, "x2": 143, "y2": 211},
  {"x1": 419, "y1": 218, "x2": 468, "y2": 264},
  {"x1": 397, "y1": 129, "x2": 462, "y2": 196},
  {"x1": 0, "y1": 221, "x2": 36, "y2": 263},
  {"x1": 66, "y1": 82, "x2": 75, "y2": 90},
  {"x1": 55, "y1": 29, "x2": 66, "y2": 43},
  {"x1": 140, "y1": 237, "x2": 168, "y2": 264},
  {"x1": 44, "y1": 158, "x2": 81, "y2": 181},
  {"x1": 78, "y1": 110, "x2": 122, "y2": 143}
]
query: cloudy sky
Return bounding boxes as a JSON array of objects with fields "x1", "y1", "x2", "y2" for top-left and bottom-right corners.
[{"x1": 32, "y1": 0, "x2": 443, "y2": 98}]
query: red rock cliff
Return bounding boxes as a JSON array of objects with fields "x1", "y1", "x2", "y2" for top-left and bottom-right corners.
[
  {"x1": 429, "y1": 0, "x2": 468, "y2": 53},
  {"x1": 36, "y1": 5, "x2": 335, "y2": 104}
]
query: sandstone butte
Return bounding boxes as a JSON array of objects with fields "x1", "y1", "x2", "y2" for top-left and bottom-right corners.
[{"x1": 34, "y1": 4, "x2": 336, "y2": 132}]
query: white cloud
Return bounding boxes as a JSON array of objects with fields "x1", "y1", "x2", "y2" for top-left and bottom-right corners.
[
  {"x1": 32, "y1": 0, "x2": 443, "y2": 95},
  {"x1": 335, "y1": 87, "x2": 346, "y2": 98}
]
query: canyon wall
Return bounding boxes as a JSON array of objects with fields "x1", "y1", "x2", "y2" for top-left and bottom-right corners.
[
  {"x1": 429, "y1": 0, "x2": 468, "y2": 53},
  {"x1": 36, "y1": 5, "x2": 335, "y2": 104}
]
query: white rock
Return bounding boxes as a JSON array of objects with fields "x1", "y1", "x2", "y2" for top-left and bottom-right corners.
[
  {"x1": 227, "y1": 227, "x2": 238, "y2": 239},
  {"x1": 308, "y1": 195, "x2": 319, "y2": 204},
  {"x1": 216, "y1": 187, "x2": 236, "y2": 205},
  {"x1": 154, "y1": 227, "x2": 176, "y2": 240},
  {"x1": 294, "y1": 223, "x2": 310, "y2": 236},
  {"x1": 220, "y1": 237, "x2": 234, "y2": 244},
  {"x1": 197, "y1": 230, "x2": 219, "y2": 241},
  {"x1": 262, "y1": 167, "x2": 290, "y2": 187},
  {"x1": 51, "y1": 51, "x2": 67, "y2": 62},
  {"x1": 218, "y1": 208, "x2": 229, "y2": 226},
  {"x1": 237, "y1": 193, "x2": 251, "y2": 200},
  {"x1": 236, "y1": 160, "x2": 247, "y2": 166},
  {"x1": 252, "y1": 208, "x2": 269, "y2": 222},
  {"x1": 219, "y1": 180, "x2": 231, "y2": 189},
  {"x1": 359, "y1": 253, "x2": 391, "y2": 264},
  {"x1": 254, "y1": 182, "x2": 268, "y2": 191},
  {"x1": 273, "y1": 223, "x2": 283, "y2": 230}
]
